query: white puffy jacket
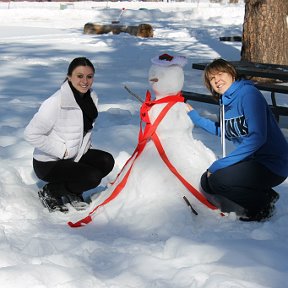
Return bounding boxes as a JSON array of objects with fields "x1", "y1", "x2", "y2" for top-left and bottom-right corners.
[{"x1": 24, "y1": 80, "x2": 98, "y2": 162}]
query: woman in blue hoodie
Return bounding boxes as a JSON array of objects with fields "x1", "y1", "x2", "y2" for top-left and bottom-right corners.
[{"x1": 187, "y1": 59, "x2": 288, "y2": 221}]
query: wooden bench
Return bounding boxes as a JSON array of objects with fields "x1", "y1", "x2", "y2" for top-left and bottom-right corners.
[
  {"x1": 247, "y1": 82, "x2": 288, "y2": 121},
  {"x1": 255, "y1": 82, "x2": 288, "y2": 105},
  {"x1": 192, "y1": 61, "x2": 288, "y2": 82},
  {"x1": 182, "y1": 83, "x2": 288, "y2": 122},
  {"x1": 219, "y1": 36, "x2": 242, "y2": 42},
  {"x1": 182, "y1": 91, "x2": 217, "y2": 105}
]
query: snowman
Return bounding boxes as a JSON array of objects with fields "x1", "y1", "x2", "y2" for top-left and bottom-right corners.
[{"x1": 69, "y1": 54, "x2": 218, "y2": 232}]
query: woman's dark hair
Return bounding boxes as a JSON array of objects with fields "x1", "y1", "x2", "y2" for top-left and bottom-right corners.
[
  {"x1": 204, "y1": 58, "x2": 240, "y2": 100},
  {"x1": 64, "y1": 57, "x2": 95, "y2": 82}
]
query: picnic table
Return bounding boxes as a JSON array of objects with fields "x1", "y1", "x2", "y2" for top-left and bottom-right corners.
[
  {"x1": 182, "y1": 60, "x2": 288, "y2": 121},
  {"x1": 192, "y1": 61, "x2": 288, "y2": 81}
]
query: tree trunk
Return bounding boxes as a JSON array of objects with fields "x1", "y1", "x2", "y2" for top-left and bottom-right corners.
[{"x1": 241, "y1": 0, "x2": 288, "y2": 65}]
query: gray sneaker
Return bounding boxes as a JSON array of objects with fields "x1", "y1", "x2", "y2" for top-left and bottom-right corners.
[{"x1": 62, "y1": 193, "x2": 89, "y2": 211}]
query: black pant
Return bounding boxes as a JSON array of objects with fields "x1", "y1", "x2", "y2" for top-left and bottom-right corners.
[
  {"x1": 33, "y1": 149, "x2": 115, "y2": 197},
  {"x1": 200, "y1": 160, "x2": 286, "y2": 217}
]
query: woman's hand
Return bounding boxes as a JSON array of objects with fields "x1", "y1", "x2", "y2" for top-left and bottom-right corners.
[{"x1": 186, "y1": 103, "x2": 193, "y2": 112}]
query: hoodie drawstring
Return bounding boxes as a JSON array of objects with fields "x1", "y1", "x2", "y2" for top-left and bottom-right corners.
[{"x1": 220, "y1": 98, "x2": 226, "y2": 158}]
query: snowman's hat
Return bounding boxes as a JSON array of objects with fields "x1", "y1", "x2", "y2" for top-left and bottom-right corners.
[{"x1": 151, "y1": 53, "x2": 187, "y2": 67}]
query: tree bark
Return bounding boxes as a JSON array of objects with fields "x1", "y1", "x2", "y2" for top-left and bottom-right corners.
[{"x1": 241, "y1": 0, "x2": 288, "y2": 65}]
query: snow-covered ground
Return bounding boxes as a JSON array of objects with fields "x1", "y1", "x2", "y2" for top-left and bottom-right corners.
[{"x1": 0, "y1": 1, "x2": 287, "y2": 287}]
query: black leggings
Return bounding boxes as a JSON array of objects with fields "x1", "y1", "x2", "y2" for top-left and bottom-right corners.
[
  {"x1": 201, "y1": 160, "x2": 286, "y2": 216},
  {"x1": 33, "y1": 149, "x2": 115, "y2": 196}
]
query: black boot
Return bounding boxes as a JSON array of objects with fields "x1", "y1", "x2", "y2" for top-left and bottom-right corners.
[
  {"x1": 267, "y1": 189, "x2": 280, "y2": 205},
  {"x1": 38, "y1": 184, "x2": 69, "y2": 213},
  {"x1": 239, "y1": 189, "x2": 279, "y2": 222},
  {"x1": 40, "y1": 183, "x2": 89, "y2": 212},
  {"x1": 239, "y1": 203, "x2": 276, "y2": 222}
]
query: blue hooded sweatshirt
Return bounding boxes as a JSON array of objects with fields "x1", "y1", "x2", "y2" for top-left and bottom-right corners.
[{"x1": 188, "y1": 79, "x2": 288, "y2": 177}]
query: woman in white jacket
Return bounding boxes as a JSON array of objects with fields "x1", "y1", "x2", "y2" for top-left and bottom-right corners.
[{"x1": 24, "y1": 57, "x2": 115, "y2": 213}]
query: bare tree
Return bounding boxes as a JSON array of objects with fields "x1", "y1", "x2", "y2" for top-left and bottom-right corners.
[{"x1": 241, "y1": 0, "x2": 288, "y2": 65}]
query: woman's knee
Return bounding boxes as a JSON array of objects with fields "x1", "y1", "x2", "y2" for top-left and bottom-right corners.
[
  {"x1": 200, "y1": 170, "x2": 227, "y2": 195},
  {"x1": 208, "y1": 171, "x2": 232, "y2": 197},
  {"x1": 85, "y1": 169, "x2": 103, "y2": 187},
  {"x1": 200, "y1": 171, "x2": 212, "y2": 194},
  {"x1": 83, "y1": 149, "x2": 115, "y2": 176},
  {"x1": 102, "y1": 152, "x2": 115, "y2": 176}
]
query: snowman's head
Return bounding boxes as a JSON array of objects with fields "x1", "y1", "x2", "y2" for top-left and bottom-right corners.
[{"x1": 148, "y1": 54, "x2": 187, "y2": 99}]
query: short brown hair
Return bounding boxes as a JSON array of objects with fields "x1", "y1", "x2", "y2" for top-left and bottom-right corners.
[{"x1": 204, "y1": 58, "x2": 238, "y2": 100}]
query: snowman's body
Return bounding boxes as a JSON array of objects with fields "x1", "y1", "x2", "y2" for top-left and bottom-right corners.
[
  {"x1": 72, "y1": 55, "x2": 217, "y2": 232},
  {"x1": 148, "y1": 101, "x2": 216, "y2": 183}
]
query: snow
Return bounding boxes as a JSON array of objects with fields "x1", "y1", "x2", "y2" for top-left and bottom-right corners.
[{"x1": 0, "y1": 1, "x2": 287, "y2": 288}]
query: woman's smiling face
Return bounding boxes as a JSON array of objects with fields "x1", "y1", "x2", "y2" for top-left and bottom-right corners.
[
  {"x1": 68, "y1": 66, "x2": 94, "y2": 94},
  {"x1": 208, "y1": 70, "x2": 234, "y2": 95}
]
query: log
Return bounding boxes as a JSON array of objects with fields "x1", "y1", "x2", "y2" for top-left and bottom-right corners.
[{"x1": 83, "y1": 23, "x2": 153, "y2": 38}]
